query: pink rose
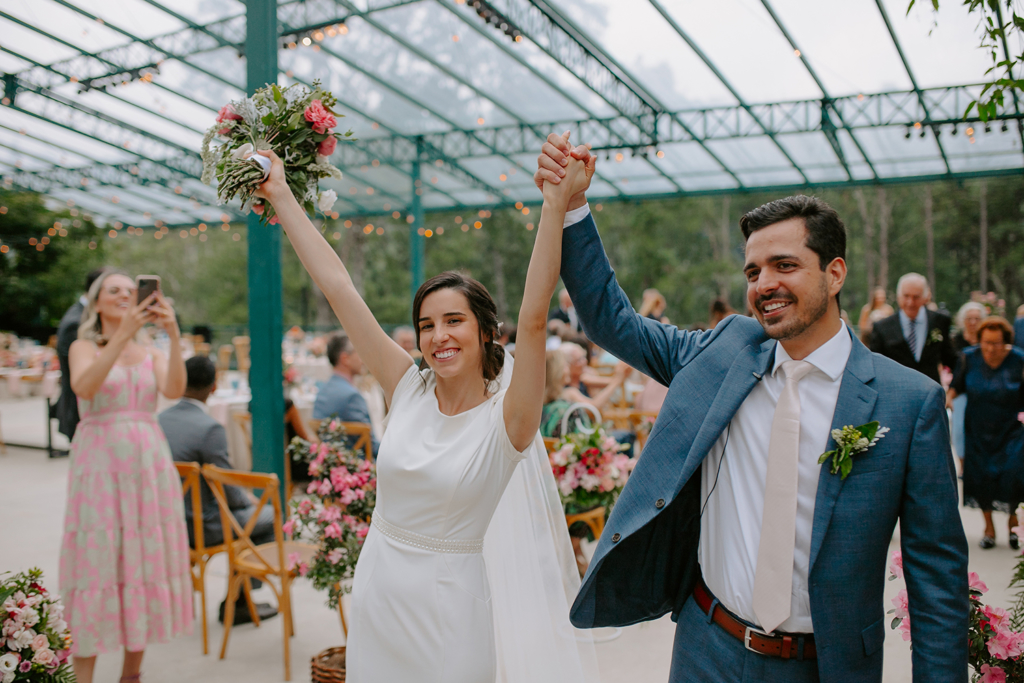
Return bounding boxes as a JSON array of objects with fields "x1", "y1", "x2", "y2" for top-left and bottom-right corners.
[
  {"x1": 304, "y1": 100, "x2": 337, "y2": 134},
  {"x1": 282, "y1": 519, "x2": 296, "y2": 536},
  {"x1": 297, "y1": 499, "x2": 314, "y2": 515},
  {"x1": 31, "y1": 649, "x2": 54, "y2": 666},
  {"x1": 980, "y1": 664, "x2": 1007, "y2": 683},
  {"x1": 269, "y1": 215, "x2": 280, "y2": 226},
  {"x1": 324, "y1": 522, "x2": 342, "y2": 539},
  {"x1": 969, "y1": 571, "x2": 989, "y2": 594},
  {"x1": 252, "y1": 203, "x2": 264, "y2": 216},
  {"x1": 30, "y1": 634, "x2": 47, "y2": 652},
  {"x1": 216, "y1": 104, "x2": 243, "y2": 123},
  {"x1": 890, "y1": 589, "x2": 909, "y2": 620},
  {"x1": 318, "y1": 135, "x2": 337, "y2": 157},
  {"x1": 889, "y1": 549, "x2": 903, "y2": 580}
]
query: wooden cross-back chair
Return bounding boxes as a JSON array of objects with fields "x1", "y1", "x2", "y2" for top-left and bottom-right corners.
[
  {"x1": 201, "y1": 465, "x2": 316, "y2": 681},
  {"x1": 308, "y1": 419, "x2": 374, "y2": 463},
  {"x1": 173, "y1": 461, "x2": 230, "y2": 655}
]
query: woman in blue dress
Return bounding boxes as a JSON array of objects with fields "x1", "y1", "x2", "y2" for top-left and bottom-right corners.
[{"x1": 948, "y1": 316, "x2": 1024, "y2": 549}]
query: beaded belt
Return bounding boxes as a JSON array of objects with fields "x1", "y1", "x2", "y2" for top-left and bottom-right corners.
[{"x1": 371, "y1": 511, "x2": 484, "y2": 554}]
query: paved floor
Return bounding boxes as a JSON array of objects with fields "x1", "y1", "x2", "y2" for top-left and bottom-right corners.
[{"x1": 1, "y1": 397, "x2": 1017, "y2": 682}]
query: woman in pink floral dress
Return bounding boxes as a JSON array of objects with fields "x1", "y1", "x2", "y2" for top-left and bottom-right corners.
[{"x1": 62, "y1": 269, "x2": 191, "y2": 683}]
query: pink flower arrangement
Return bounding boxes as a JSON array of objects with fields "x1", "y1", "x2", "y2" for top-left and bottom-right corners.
[
  {"x1": 318, "y1": 135, "x2": 337, "y2": 157},
  {"x1": 284, "y1": 420, "x2": 376, "y2": 608},
  {"x1": 549, "y1": 427, "x2": 635, "y2": 515},
  {"x1": 888, "y1": 547, "x2": 1024, "y2": 678},
  {"x1": 0, "y1": 569, "x2": 73, "y2": 683}
]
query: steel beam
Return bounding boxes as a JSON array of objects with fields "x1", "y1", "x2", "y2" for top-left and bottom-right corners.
[
  {"x1": 245, "y1": 0, "x2": 285, "y2": 484},
  {"x1": 874, "y1": 0, "x2": 952, "y2": 174},
  {"x1": 410, "y1": 138, "x2": 426, "y2": 300}
]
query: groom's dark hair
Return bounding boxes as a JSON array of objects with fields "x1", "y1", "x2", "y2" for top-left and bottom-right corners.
[{"x1": 740, "y1": 195, "x2": 846, "y2": 305}]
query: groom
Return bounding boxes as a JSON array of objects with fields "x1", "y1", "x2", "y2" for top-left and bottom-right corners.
[{"x1": 534, "y1": 135, "x2": 967, "y2": 682}]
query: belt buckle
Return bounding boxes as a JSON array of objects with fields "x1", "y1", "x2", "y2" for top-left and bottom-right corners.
[{"x1": 744, "y1": 625, "x2": 772, "y2": 655}]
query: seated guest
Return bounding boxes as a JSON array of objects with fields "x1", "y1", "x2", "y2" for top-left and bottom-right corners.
[
  {"x1": 159, "y1": 356, "x2": 277, "y2": 625},
  {"x1": 314, "y1": 332, "x2": 379, "y2": 455},
  {"x1": 541, "y1": 350, "x2": 629, "y2": 438},
  {"x1": 560, "y1": 342, "x2": 592, "y2": 397}
]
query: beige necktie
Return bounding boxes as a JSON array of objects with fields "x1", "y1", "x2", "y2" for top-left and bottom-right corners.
[{"x1": 752, "y1": 359, "x2": 815, "y2": 633}]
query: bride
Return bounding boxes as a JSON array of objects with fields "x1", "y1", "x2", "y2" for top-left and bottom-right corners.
[{"x1": 255, "y1": 143, "x2": 599, "y2": 682}]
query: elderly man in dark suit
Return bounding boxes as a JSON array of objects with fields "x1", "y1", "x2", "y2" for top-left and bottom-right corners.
[
  {"x1": 54, "y1": 268, "x2": 108, "y2": 441},
  {"x1": 159, "y1": 355, "x2": 278, "y2": 625},
  {"x1": 868, "y1": 273, "x2": 957, "y2": 385}
]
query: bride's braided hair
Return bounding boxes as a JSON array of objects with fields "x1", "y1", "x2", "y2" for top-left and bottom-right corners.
[{"x1": 412, "y1": 271, "x2": 505, "y2": 387}]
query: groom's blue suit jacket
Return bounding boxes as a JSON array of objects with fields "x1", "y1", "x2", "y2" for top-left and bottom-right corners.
[{"x1": 562, "y1": 214, "x2": 968, "y2": 682}]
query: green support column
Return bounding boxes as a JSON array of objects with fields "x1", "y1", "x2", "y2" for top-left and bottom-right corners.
[
  {"x1": 245, "y1": 0, "x2": 284, "y2": 484},
  {"x1": 409, "y1": 136, "x2": 425, "y2": 303}
]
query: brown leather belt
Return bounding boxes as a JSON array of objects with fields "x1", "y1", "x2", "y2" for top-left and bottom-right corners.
[{"x1": 693, "y1": 579, "x2": 817, "y2": 660}]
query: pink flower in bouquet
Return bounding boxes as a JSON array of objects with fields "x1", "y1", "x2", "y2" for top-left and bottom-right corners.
[
  {"x1": 599, "y1": 477, "x2": 615, "y2": 492},
  {"x1": 307, "y1": 481, "x2": 319, "y2": 495},
  {"x1": 318, "y1": 135, "x2": 337, "y2": 157},
  {"x1": 55, "y1": 650, "x2": 68, "y2": 664},
  {"x1": 318, "y1": 479, "x2": 333, "y2": 497},
  {"x1": 339, "y1": 488, "x2": 358, "y2": 506},
  {"x1": 252, "y1": 203, "x2": 265, "y2": 216},
  {"x1": 969, "y1": 571, "x2": 989, "y2": 594},
  {"x1": 269, "y1": 215, "x2": 280, "y2": 226},
  {"x1": 891, "y1": 589, "x2": 909, "y2": 620},
  {"x1": 297, "y1": 499, "x2": 314, "y2": 516},
  {"x1": 304, "y1": 100, "x2": 337, "y2": 134},
  {"x1": 601, "y1": 436, "x2": 618, "y2": 452},
  {"x1": 324, "y1": 522, "x2": 342, "y2": 539},
  {"x1": 216, "y1": 104, "x2": 243, "y2": 123},
  {"x1": 297, "y1": 562, "x2": 310, "y2": 576},
  {"x1": 889, "y1": 549, "x2": 903, "y2": 579},
  {"x1": 342, "y1": 514, "x2": 358, "y2": 527},
  {"x1": 29, "y1": 634, "x2": 47, "y2": 652},
  {"x1": 318, "y1": 506, "x2": 342, "y2": 523},
  {"x1": 897, "y1": 616, "x2": 911, "y2": 641},
  {"x1": 31, "y1": 649, "x2": 54, "y2": 666},
  {"x1": 19, "y1": 660, "x2": 32, "y2": 673},
  {"x1": 329, "y1": 419, "x2": 341, "y2": 431},
  {"x1": 8, "y1": 628, "x2": 35, "y2": 650},
  {"x1": 980, "y1": 664, "x2": 1007, "y2": 683},
  {"x1": 327, "y1": 548, "x2": 344, "y2": 565},
  {"x1": 282, "y1": 519, "x2": 296, "y2": 535},
  {"x1": 286, "y1": 552, "x2": 301, "y2": 570},
  {"x1": 356, "y1": 526, "x2": 369, "y2": 540}
]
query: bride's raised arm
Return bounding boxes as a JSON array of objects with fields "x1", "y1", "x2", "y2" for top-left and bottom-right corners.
[
  {"x1": 255, "y1": 150, "x2": 413, "y2": 404},
  {"x1": 504, "y1": 133, "x2": 594, "y2": 452}
]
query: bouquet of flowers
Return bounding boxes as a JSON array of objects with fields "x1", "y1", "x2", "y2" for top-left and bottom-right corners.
[
  {"x1": 888, "y1": 547, "x2": 1024, "y2": 682},
  {"x1": 0, "y1": 569, "x2": 73, "y2": 683},
  {"x1": 200, "y1": 80, "x2": 351, "y2": 225},
  {"x1": 284, "y1": 419, "x2": 376, "y2": 608},
  {"x1": 548, "y1": 427, "x2": 634, "y2": 514}
]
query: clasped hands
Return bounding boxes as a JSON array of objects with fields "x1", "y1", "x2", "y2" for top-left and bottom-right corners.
[{"x1": 535, "y1": 131, "x2": 595, "y2": 211}]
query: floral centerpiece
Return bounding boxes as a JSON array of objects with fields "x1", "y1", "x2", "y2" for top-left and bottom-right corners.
[
  {"x1": 200, "y1": 80, "x2": 352, "y2": 225},
  {"x1": 0, "y1": 569, "x2": 74, "y2": 683},
  {"x1": 888, "y1": 533, "x2": 1024, "y2": 681},
  {"x1": 284, "y1": 419, "x2": 376, "y2": 608},
  {"x1": 548, "y1": 427, "x2": 635, "y2": 515}
]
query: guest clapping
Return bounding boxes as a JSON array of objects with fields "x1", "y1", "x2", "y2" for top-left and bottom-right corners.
[
  {"x1": 62, "y1": 270, "x2": 191, "y2": 683},
  {"x1": 947, "y1": 316, "x2": 1024, "y2": 549}
]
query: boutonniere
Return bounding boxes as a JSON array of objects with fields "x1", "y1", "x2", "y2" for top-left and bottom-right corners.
[
  {"x1": 818, "y1": 422, "x2": 890, "y2": 479},
  {"x1": 928, "y1": 328, "x2": 943, "y2": 345}
]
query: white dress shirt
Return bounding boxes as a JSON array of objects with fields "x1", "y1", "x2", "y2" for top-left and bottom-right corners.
[
  {"x1": 699, "y1": 324, "x2": 852, "y2": 633},
  {"x1": 899, "y1": 307, "x2": 928, "y2": 362}
]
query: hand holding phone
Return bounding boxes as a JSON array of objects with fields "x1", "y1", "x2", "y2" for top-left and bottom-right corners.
[{"x1": 136, "y1": 275, "x2": 161, "y2": 305}]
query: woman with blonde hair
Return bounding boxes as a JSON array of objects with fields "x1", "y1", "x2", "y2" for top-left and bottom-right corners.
[
  {"x1": 61, "y1": 269, "x2": 191, "y2": 683},
  {"x1": 857, "y1": 286, "x2": 894, "y2": 344}
]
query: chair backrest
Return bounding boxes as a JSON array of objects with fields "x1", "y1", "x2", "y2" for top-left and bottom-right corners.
[
  {"x1": 233, "y1": 411, "x2": 253, "y2": 454},
  {"x1": 202, "y1": 464, "x2": 285, "y2": 576},
  {"x1": 542, "y1": 437, "x2": 559, "y2": 454},
  {"x1": 627, "y1": 410, "x2": 659, "y2": 451},
  {"x1": 174, "y1": 461, "x2": 206, "y2": 553},
  {"x1": 307, "y1": 419, "x2": 373, "y2": 463}
]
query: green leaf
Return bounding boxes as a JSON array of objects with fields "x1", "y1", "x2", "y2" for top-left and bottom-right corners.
[
  {"x1": 840, "y1": 457, "x2": 854, "y2": 480},
  {"x1": 857, "y1": 421, "x2": 880, "y2": 441},
  {"x1": 818, "y1": 449, "x2": 836, "y2": 465}
]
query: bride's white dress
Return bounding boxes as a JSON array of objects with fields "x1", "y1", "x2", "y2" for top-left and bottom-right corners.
[{"x1": 346, "y1": 364, "x2": 527, "y2": 683}]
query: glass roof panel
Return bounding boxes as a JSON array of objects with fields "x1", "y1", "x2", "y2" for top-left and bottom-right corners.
[
  {"x1": 0, "y1": 18, "x2": 81, "y2": 64},
  {"x1": 882, "y1": 0, "x2": 993, "y2": 89},
  {"x1": 704, "y1": 136, "x2": 800, "y2": 172},
  {"x1": 166, "y1": 0, "x2": 242, "y2": 26},
  {"x1": 645, "y1": 0, "x2": 822, "y2": 103},
  {"x1": 555, "y1": 0, "x2": 736, "y2": 109},
  {"x1": 767, "y1": 0, "x2": 911, "y2": 96},
  {"x1": 69, "y1": 0, "x2": 187, "y2": 40},
  {"x1": 774, "y1": 132, "x2": 851, "y2": 183},
  {"x1": 673, "y1": 170, "x2": 741, "y2": 192},
  {"x1": 1, "y1": 0, "x2": 129, "y2": 54},
  {"x1": 2, "y1": 103, "x2": 137, "y2": 165}
]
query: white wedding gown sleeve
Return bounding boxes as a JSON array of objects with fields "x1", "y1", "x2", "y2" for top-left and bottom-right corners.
[{"x1": 346, "y1": 357, "x2": 601, "y2": 683}]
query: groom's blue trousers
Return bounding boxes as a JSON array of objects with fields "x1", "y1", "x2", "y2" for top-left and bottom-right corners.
[{"x1": 671, "y1": 596, "x2": 820, "y2": 682}]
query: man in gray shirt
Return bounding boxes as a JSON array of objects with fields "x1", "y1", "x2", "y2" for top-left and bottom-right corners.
[{"x1": 159, "y1": 355, "x2": 277, "y2": 625}]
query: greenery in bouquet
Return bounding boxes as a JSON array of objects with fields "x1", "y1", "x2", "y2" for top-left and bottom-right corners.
[
  {"x1": 284, "y1": 419, "x2": 376, "y2": 608},
  {"x1": 200, "y1": 80, "x2": 352, "y2": 225},
  {"x1": 0, "y1": 569, "x2": 74, "y2": 683},
  {"x1": 888, "y1": 547, "x2": 1024, "y2": 682},
  {"x1": 548, "y1": 427, "x2": 634, "y2": 515}
]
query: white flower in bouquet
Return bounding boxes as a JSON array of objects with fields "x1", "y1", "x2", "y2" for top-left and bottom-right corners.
[
  {"x1": 0, "y1": 653, "x2": 17, "y2": 673},
  {"x1": 317, "y1": 190, "x2": 337, "y2": 214}
]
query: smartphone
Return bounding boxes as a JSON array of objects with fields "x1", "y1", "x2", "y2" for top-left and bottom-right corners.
[{"x1": 136, "y1": 275, "x2": 161, "y2": 305}]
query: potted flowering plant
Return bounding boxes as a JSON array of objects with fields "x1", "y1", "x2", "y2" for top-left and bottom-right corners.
[
  {"x1": 0, "y1": 569, "x2": 74, "y2": 683},
  {"x1": 888, "y1": 541, "x2": 1024, "y2": 681},
  {"x1": 549, "y1": 426, "x2": 635, "y2": 516},
  {"x1": 285, "y1": 419, "x2": 375, "y2": 608}
]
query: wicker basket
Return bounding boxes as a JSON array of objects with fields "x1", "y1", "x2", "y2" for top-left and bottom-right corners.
[{"x1": 311, "y1": 646, "x2": 346, "y2": 683}]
